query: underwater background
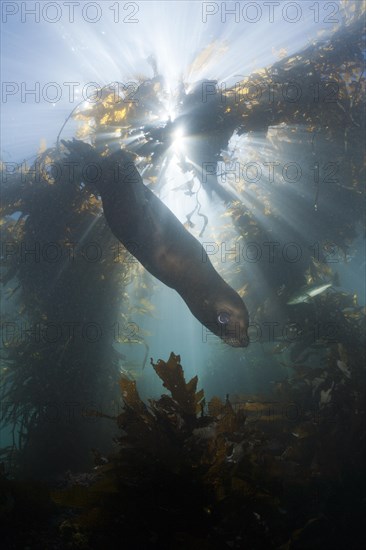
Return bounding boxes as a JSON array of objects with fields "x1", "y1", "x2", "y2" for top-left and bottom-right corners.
[{"x1": 1, "y1": 1, "x2": 365, "y2": 548}]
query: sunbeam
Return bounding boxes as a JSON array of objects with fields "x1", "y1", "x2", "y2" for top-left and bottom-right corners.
[{"x1": 2, "y1": 1, "x2": 345, "y2": 161}]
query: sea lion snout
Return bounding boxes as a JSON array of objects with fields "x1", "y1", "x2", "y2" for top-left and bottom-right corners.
[{"x1": 221, "y1": 325, "x2": 250, "y2": 348}]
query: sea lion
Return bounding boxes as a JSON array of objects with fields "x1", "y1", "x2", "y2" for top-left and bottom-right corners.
[{"x1": 62, "y1": 140, "x2": 249, "y2": 347}]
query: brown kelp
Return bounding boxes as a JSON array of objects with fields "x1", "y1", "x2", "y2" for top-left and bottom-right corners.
[
  {"x1": 46, "y1": 348, "x2": 365, "y2": 549},
  {"x1": 0, "y1": 147, "x2": 141, "y2": 477}
]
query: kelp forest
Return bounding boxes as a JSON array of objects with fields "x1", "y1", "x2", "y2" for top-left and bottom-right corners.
[{"x1": 0, "y1": 3, "x2": 365, "y2": 549}]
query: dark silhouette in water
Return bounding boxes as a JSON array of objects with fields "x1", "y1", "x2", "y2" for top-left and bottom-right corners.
[{"x1": 62, "y1": 140, "x2": 250, "y2": 347}]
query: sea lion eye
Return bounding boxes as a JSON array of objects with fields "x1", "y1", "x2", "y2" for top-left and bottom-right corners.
[{"x1": 217, "y1": 311, "x2": 230, "y2": 325}]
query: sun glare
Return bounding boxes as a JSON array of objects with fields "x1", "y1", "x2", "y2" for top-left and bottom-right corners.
[{"x1": 172, "y1": 127, "x2": 185, "y2": 151}]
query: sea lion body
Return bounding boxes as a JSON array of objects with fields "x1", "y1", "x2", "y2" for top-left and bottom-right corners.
[{"x1": 63, "y1": 141, "x2": 249, "y2": 347}]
